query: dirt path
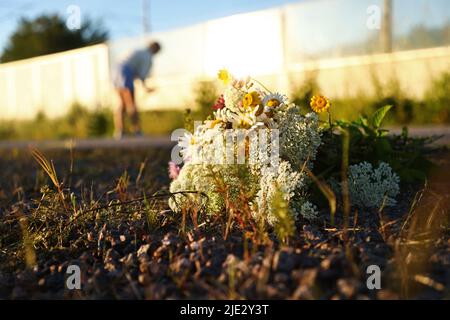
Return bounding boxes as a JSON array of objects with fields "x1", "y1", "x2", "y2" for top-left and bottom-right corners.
[
  {"x1": 0, "y1": 127, "x2": 448, "y2": 151},
  {"x1": 388, "y1": 126, "x2": 450, "y2": 146},
  {"x1": 0, "y1": 135, "x2": 175, "y2": 150}
]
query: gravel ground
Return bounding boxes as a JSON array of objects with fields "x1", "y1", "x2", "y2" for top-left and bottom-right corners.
[{"x1": 0, "y1": 147, "x2": 448, "y2": 300}]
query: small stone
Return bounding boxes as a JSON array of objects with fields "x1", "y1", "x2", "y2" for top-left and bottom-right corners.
[
  {"x1": 299, "y1": 268, "x2": 318, "y2": 287},
  {"x1": 377, "y1": 289, "x2": 399, "y2": 300},
  {"x1": 189, "y1": 241, "x2": 200, "y2": 251},
  {"x1": 137, "y1": 244, "x2": 151, "y2": 259},
  {"x1": 171, "y1": 257, "x2": 191, "y2": 274},
  {"x1": 104, "y1": 248, "x2": 120, "y2": 263},
  {"x1": 38, "y1": 278, "x2": 46, "y2": 286},
  {"x1": 274, "y1": 273, "x2": 289, "y2": 283},
  {"x1": 303, "y1": 225, "x2": 322, "y2": 242},
  {"x1": 337, "y1": 278, "x2": 358, "y2": 298},
  {"x1": 272, "y1": 249, "x2": 296, "y2": 273},
  {"x1": 120, "y1": 253, "x2": 136, "y2": 267},
  {"x1": 138, "y1": 273, "x2": 151, "y2": 286},
  {"x1": 321, "y1": 258, "x2": 332, "y2": 270},
  {"x1": 11, "y1": 286, "x2": 27, "y2": 299}
]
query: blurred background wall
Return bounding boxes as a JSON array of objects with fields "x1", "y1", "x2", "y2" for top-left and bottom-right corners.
[
  {"x1": 0, "y1": 44, "x2": 110, "y2": 119},
  {"x1": 0, "y1": 0, "x2": 449, "y2": 120}
]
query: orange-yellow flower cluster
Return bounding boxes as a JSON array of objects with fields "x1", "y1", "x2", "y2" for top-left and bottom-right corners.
[
  {"x1": 242, "y1": 91, "x2": 261, "y2": 109},
  {"x1": 217, "y1": 69, "x2": 231, "y2": 85},
  {"x1": 310, "y1": 95, "x2": 331, "y2": 113}
]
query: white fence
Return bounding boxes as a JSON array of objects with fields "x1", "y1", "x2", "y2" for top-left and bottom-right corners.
[
  {"x1": 0, "y1": 45, "x2": 110, "y2": 119},
  {"x1": 0, "y1": 0, "x2": 449, "y2": 120}
]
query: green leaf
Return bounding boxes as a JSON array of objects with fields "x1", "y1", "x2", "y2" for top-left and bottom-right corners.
[
  {"x1": 375, "y1": 138, "x2": 392, "y2": 155},
  {"x1": 398, "y1": 168, "x2": 427, "y2": 182},
  {"x1": 359, "y1": 116, "x2": 369, "y2": 128},
  {"x1": 371, "y1": 105, "x2": 393, "y2": 129}
]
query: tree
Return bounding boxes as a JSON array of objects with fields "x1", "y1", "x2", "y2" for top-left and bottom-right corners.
[{"x1": 1, "y1": 14, "x2": 109, "y2": 63}]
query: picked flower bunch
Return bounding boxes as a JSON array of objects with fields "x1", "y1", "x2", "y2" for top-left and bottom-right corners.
[
  {"x1": 168, "y1": 69, "x2": 400, "y2": 227},
  {"x1": 169, "y1": 69, "x2": 325, "y2": 224}
]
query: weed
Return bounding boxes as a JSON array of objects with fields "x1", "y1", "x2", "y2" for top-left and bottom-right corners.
[{"x1": 271, "y1": 186, "x2": 295, "y2": 246}]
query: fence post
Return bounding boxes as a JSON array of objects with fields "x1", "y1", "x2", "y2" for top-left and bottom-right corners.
[{"x1": 381, "y1": 0, "x2": 393, "y2": 53}]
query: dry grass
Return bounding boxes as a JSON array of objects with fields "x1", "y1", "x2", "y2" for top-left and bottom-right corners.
[{"x1": 0, "y1": 146, "x2": 448, "y2": 299}]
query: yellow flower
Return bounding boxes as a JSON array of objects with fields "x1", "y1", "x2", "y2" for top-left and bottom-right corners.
[
  {"x1": 242, "y1": 91, "x2": 261, "y2": 109},
  {"x1": 207, "y1": 119, "x2": 222, "y2": 129},
  {"x1": 217, "y1": 69, "x2": 231, "y2": 85},
  {"x1": 310, "y1": 95, "x2": 331, "y2": 113},
  {"x1": 266, "y1": 98, "x2": 281, "y2": 108}
]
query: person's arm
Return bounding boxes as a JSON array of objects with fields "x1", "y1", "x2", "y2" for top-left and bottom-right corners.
[
  {"x1": 136, "y1": 52, "x2": 151, "y2": 81},
  {"x1": 138, "y1": 52, "x2": 154, "y2": 92}
]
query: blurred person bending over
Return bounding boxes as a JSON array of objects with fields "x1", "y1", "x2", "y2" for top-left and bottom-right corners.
[{"x1": 114, "y1": 41, "x2": 161, "y2": 139}]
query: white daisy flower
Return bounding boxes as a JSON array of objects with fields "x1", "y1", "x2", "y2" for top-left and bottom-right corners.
[
  {"x1": 178, "y1": 132, "x2": 199, "y2": 162},
  {"x1": 202, "y1": 126, "x2": 222, "y2": 143},
  {"x1": 262, "y1": 92, "x2": 288, "y2": 113},
  {"x1": 247, "y1": 121, "x2": 267, "y2": 134},
  {"x1": 230, "y1": 109, "x2": 258, "y2": 129},
  {"x1": 256, "y1": 112, "x2": 278, "y2": 129},
  {"x1": 214, "y1": 107, "x2": 236, "y2": 123}
]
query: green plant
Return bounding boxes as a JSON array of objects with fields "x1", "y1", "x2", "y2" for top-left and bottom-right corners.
[
  {"x1": 31, "y1": 148, "x2": 69, "y2": 213},
  {"x1": 423, "y1": 72, "x2": 450, "y2": 123},
  {"x1": 316, "y1": 105, "x2": 433, "y2": 183},
  {"x1": 371, "y1": 96, "x2": 415, "y2": 125},
  {"x1": 368, "y1": 75, "x2": 415, "y2": 125},
  {"x1": 1, "y1": 14, "x2": 108, "y2": 63},
  {"x1": 290, "y1": 73, "x2": 319, "y2": 109},
  {"x1": 0, "y1": 123, "x2": 15, "y2": 140},
  {"x1": 87, "y1": 109, "x2": 113, "y2": 137},
  {"x1": 271, "y1": 186, "x2": 295, "y2": 245},
  {"x1": 183, "y1": 108, "x2": 194, "y2": 132},
  {"x1": 193, "y1": 80, "x2": 218, "y2": 120},
  {"x1": 143, "y1": 193, "x2": 160, "y2": 231}
]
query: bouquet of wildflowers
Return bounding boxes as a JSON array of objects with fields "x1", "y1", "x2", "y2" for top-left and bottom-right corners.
[{"x1": 168, "y1": 70, "x2": 329, "y2": 225}]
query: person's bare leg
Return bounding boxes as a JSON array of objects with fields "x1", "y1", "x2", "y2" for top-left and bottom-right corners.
[
  {"x1": 129, "y1": 107, "x2": 141, "y2": 134},
  {"x1": 114, "y1": 90, "x2": 126, "y2": 139},
  {"x1": 122, "y1": 89, "x2": 141, "y2": 134}
]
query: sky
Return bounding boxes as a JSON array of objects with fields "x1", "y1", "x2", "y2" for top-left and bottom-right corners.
[
  {"x1": 0, "y1": 0, "x2": 303, "y2": 51},
  {"x1": 0, "y1": 0, "x2": 448, "y2": 54}
]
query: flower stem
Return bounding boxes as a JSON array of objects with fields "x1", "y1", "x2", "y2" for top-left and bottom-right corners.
[
  {"x1": 252, "y1": 78, "x2": 272, "y2": 94},
  {"x1": 328, "y1": 111, "x2": 333, "y2": 131}
]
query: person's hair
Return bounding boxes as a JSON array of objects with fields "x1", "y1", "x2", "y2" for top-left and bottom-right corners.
[{"x1": 148, "y1": 41, "x2": 161, "y2": 54}]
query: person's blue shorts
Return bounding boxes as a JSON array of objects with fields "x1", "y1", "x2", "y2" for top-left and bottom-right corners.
[{"x1": 114, "y1": 64, "x2": 135, "y2": 93}]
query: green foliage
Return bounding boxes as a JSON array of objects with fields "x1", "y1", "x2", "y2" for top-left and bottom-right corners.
[
  {"x1": 1, "y1": 14, "x2": 108, "y2": 63},
  {"x1": 62, "y1": 104, "x2": 113, "y2": 138},
  {"x1": 271, "y1": 186, "x2": 295, "y2": 245},
  {"x1": 365, "y1": 76, "x2": 414, "y2": 125},
  {"x1": 184, "y1": 108, "x2": 194, "y2": 132},
  {"x1": 396, "y1": 24, "x2": 450, "y2": 51},
  {"x1": 87, "y1": 109, "x2": 113, "y2": 137},
  {"x1": 371, "y1": 105, "x2": 393, "y2": 129},
  {"x1": 371, "y1": 96, "x2": 415, "y2": 125},
  {"x1": 423, "y1": 72, "x2": 450, "y2": 123},
  {"x1": 291, "y1": 71, "x2": 450, "y2": 125},
  {"x1": 290, "y1": 73, "x2": 319, "y2": 109},
  {"x1": 193, "y1": 80, "x2": 218, "y2": 121},
  {"x1": 316, "y1": 105, "x2": 434, "y2": 183},
  {"x1": 0, "y1": 123, "x2": 15, "y2": 140},
  {"x1": 143, "y1": 193, "x2": 160, "y2": 231},
  {"x1": 0, "y1": 106, "x2": 185, "y2": 141},
  {"x1": 140, "y1": 110, "x2": 184, "y2": 136}
]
